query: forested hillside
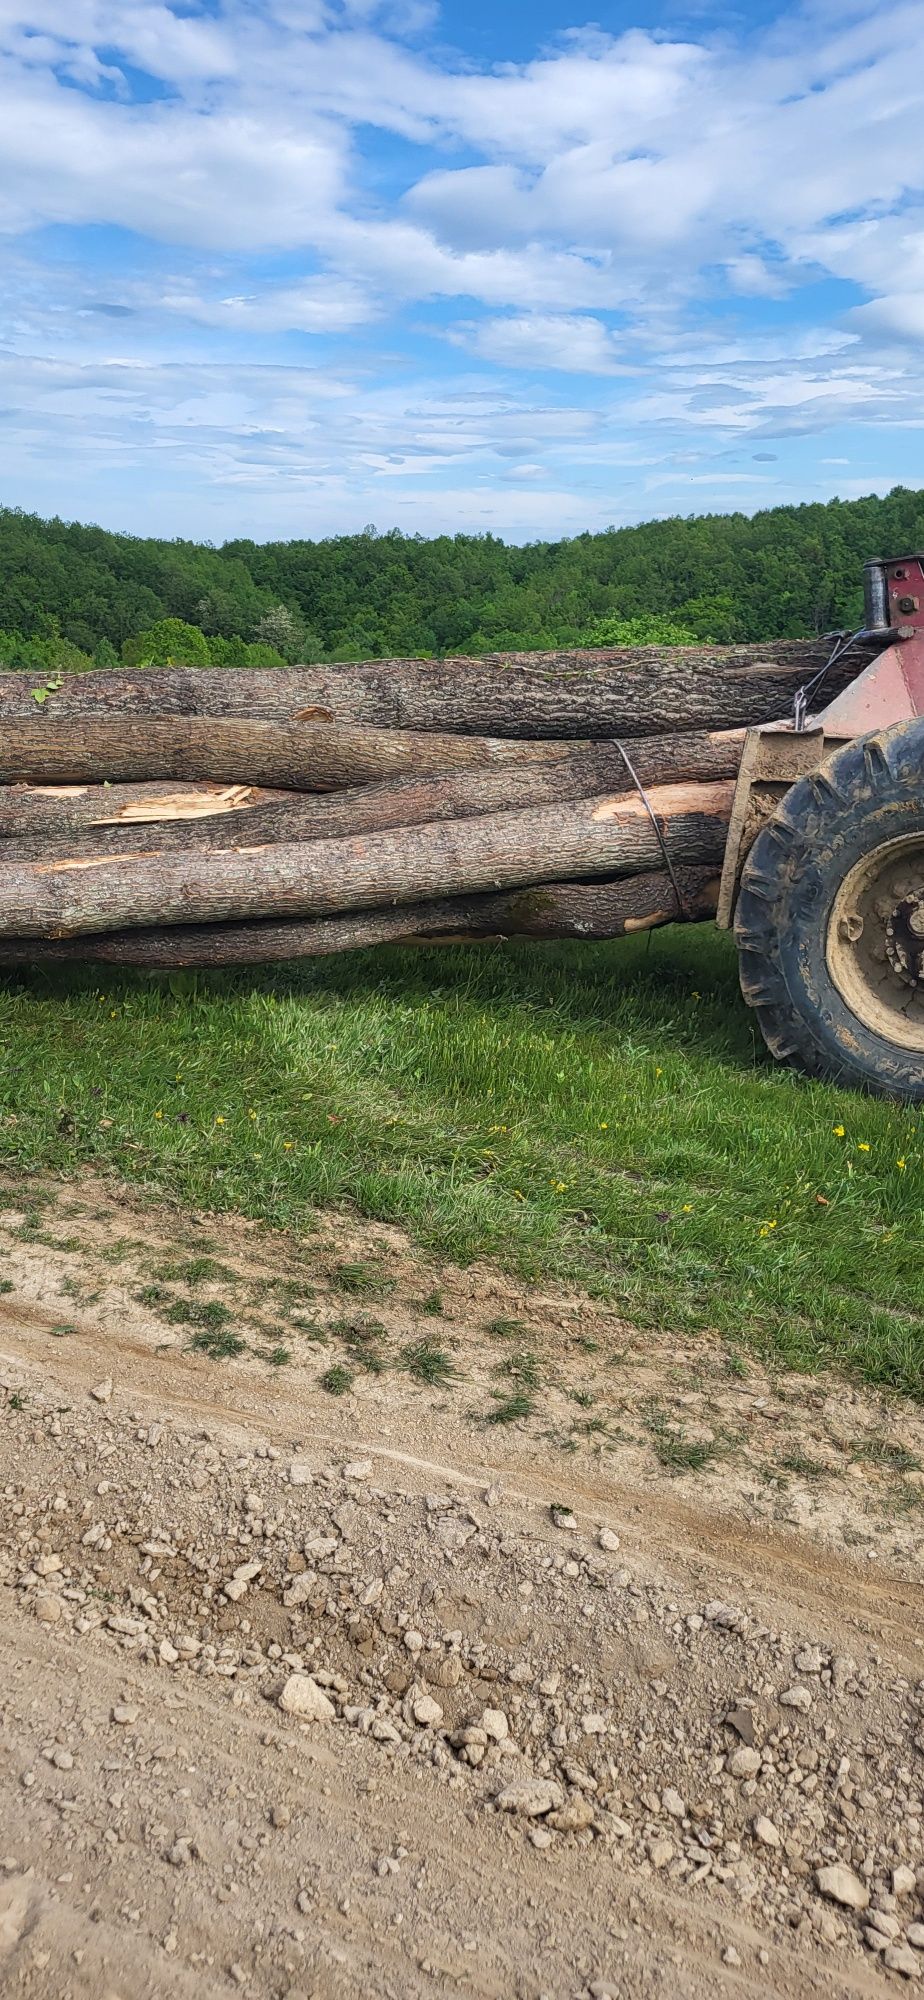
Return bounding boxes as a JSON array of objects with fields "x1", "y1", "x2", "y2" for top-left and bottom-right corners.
[{"x1": 0, "y1": 485, "x2": 922, "y2": 672}]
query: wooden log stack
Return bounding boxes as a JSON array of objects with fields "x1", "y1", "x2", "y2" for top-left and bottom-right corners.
[{"x1": 0, "y1": 636, "x2": 862, "y2": 967}]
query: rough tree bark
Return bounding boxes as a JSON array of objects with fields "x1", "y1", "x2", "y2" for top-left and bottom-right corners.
[
  {"x1": 0, "y1": 637, "x2": 866, "y2": 737},
  {"x1": 0, "y1": 867, "x2": 720, "y2": 966},
  {"x1": 0, "y1": 730, "x2": 744, "y2": 858},
  {"x1": 0, "y1": 780, "x2": 733, "y2": 935},
  {"x1": 0, "y1": 716, "x2": 571, "y2": 789}
]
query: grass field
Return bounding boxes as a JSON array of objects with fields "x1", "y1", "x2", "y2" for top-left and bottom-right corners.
[{"x1": 0, "y1": 925, "x2": 921, "y2": 1395}]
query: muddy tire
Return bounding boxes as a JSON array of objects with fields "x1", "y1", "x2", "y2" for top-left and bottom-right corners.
[{"x1": 735, "y1": 718, "x2": 924, "y2": 1100}]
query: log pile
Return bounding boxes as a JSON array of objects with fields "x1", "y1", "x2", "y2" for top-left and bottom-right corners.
[{"x1": 0, "y1": 636, "x2": 863, "y2": 967}]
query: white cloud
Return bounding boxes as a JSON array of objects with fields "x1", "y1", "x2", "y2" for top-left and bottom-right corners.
[
  {"x1": 0, "y1": 0, "x2": 923, "y2": 535},
  {"x1": 161, "y1": 276, "x2": 376, "y2": 334},
  {"x1": 0, "y1": 76, "x2": 348, "y2": 250},
  {"x1": 849, "y1": 293, "x2": 924, "y2": 341},
  {"x1": 450, "y1": 313, "x2": 629, "y2": 375}
]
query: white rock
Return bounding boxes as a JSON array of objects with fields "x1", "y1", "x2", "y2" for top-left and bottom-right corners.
[
  {"x1": 582, "y1": 1713, "x2": 606, "y2": 1735},
  {"x1": 343, "y1": 1459, "x2": 373, "y2": 1479},
  {"x1": 661, "y1": 1788, "x2": 685, "y2": 1819},
  {"x1": 34, "y1": 1593, "x2": 62, "y2": 1625},
  {"x1": 482, "y1": 1708, "x2": 509, "y2": 1742},
  {"x1": 779, "y1": 1686, "x2": 812, "y2": 1713},
  {"x1": 283, "y1": 1575, "x2": 316, "y2": 1608},
  {"x1": 794, "y1": 1645, "x2": 825, "y2": 1674},
  {"x1": 597, "y1": 1528, "x2": 620, "y2": 1552},
  {"x1": 728, "y1": 1747, "x2": 761, "y2": 1777},
  {"x1": 233, "y1": 1560, "x2": 263, "y2": 1583},
  {"x1": 894, "y1": 1866, "x2": 918, "y2": 1899},
  {"x1": 90, "y1": 1377, "x2": 113, "y2": 1403},
  {"x1": 303, "y1": 1536, "x2": 338, "y2": 1561},
  {"x1": 494, "y1": 1778, "x2": 564, "y2": 1817},
  {"x1": 868, "y1": 1912, "x2": 901, "y2": 1940},
  {"x1": 907, "y1": 1926, "x2": 924, "y2": 1950},
  {"x1": 649, "y1": 1838, "x2": 674, "y2": 1868},
  {"x1": 412, "y1": 1695, "x2": 444, "y2": 1728},
  {"x1": 816, "y1": 1864, "x2": 870, "y2": 1911},
  {"x1": 159, "y1": 1639, "x2": 179, "y2": 1665},
  {"x1": 403, "y1": 1628, "x2": 423, "y2": 1654},
  {"x1": 753, "y1": 1816, "x2": 780, "y2": 1848},
  {"x1": 111, "y1": 1704, "x2": 139, "y2": 1725},
  {"x1": 288, "y1": 1460, "x2": 312, "y2": 1486},
  {"x1": 0, "y1": 1876, "x2": 31, "y2": 1959},
  {"x1": 884, "y1": 1945, "x2": 922, "y2": 1980},
  {"x1": 530, "y1": 1827, "x2": 553, "y2": 1851},
  {"x1": 277, "y1": 1674, "x2": 336, "y2": 1722}
]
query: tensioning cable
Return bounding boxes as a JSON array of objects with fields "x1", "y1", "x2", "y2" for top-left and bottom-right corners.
[{"x1": 612, "y1": 737, "x2": 691, "y2": 923}]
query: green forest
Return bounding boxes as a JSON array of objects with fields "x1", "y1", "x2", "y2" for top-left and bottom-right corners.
[{"x1": 0, "y1": 484, "x2": 922, "y2": 672}]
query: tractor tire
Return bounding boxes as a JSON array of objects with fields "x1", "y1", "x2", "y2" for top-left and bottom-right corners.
[{"x1": 734, "y1": 717, "x2": 924, "y2": 1101}]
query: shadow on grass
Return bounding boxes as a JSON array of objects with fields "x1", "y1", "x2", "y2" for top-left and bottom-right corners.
[{"x1": 4, "y1": 925, "x2": 764, "y2": 1076}]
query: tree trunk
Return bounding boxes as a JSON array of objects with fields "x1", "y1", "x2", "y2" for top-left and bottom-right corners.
[
  {"x1": 0, "y1": 780, "x2": 733, "y2": 936},
  {"x1": 0, "y1": 716, "x2": 571, "y2": 789},
  {"x1": 0, "y1": 730, "x2": 744, "y2": 859},
  {"x1": 0, "y1": 867, "x2": 720, "y2": 966},
  {"x1": 0, "y1": 638, "x2": 868, "y2": 737}
]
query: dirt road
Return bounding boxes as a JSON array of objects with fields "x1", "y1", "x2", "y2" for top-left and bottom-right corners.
[{"x1": 1, "y1": 1174, "x2": 922, "y2": 1998}]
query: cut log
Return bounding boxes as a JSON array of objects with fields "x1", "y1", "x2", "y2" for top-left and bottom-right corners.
[
  {"x1": 0, "y1": 638, "x2": 869, "y2": 738},
  {"x1": 0, "y1": 716, "x2": 570, "y2": 789},
  {"x1": 0, "y1": 780, "x2": 734, "y2": 936},
  {"x1": 0, "y1": 730, "x2": 744, "y2": 858},
  {"x1": 0, "y1": 868, "x2": 720, "y2": 965}
]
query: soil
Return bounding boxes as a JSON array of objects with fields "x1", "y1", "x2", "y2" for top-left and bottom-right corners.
[{"x1": 1, "y1": 1171, "x2": 923, "y2": 1999}]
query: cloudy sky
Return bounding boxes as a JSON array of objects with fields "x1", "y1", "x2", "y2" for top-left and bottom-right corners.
[{"x1": 0, "y1": 0, "x2": 922, "y2": 542}]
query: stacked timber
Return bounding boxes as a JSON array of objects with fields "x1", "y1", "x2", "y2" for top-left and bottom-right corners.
[{"x1": 0, "y1": 636, "x2": 863, "y2": 966}]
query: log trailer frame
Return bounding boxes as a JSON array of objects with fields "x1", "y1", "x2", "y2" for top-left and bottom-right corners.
[{"x1": 717, "y1": 554, "x2": 924, "y2": 1099}]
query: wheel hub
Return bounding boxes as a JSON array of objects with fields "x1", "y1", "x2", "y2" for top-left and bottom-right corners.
[
  {"x1": 886, "y1": 892, "x2": 924, "y2": 988},
  {"x1": 826, "y1": 835, "x2": 924, "y2": 1052}
]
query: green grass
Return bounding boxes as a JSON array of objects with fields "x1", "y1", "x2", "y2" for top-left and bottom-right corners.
[
  {"x1": 330, "y1": 1259, "x2": 396, "y2": 1298},
  {"x1": 189, "y1": 1325, "x2": 246, "y2": 1360},
  {"x1": 496, "y1": 1348, "x2": 541, "y2": 1390},
  {"x1": 486, "y1": 1390, "x2": 535, "y2": 1425},
  {"x1": 163, "y1": 1296, "x2": 235, "y2": 1333},
  {"x1": 400, "y1": 1339, "x2": 458, "y2": 1386},
  {"x1": 647, "y1": 1410, "x2": 721, "y2": 1475},
  {"x1": 153, "y1": 1254, "x2": 238, "y2": 1286},
  {"x1": 319, "y1": 1363, "x2": 354, "y2": 1395},
  {"x1": 0, "y1": 929, "x2": 922, "y2": 1394},
  {"x1": 850, "y1": 1435, "x2": 921, "y2": 1475}
]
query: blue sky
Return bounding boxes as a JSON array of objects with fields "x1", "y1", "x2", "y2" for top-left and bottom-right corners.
[{"x1": 0, "y1": 0, "x2": 922, "y2": 543}]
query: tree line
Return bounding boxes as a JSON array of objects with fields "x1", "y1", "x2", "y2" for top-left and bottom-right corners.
[{"x1": 0, "y1": 485, "x2": 921, "y2": 671}]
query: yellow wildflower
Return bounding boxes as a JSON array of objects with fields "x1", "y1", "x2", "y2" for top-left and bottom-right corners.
[
  {"x1": 833, "y1": 1125, "x2": 845, "y2": 1137},
  {"x1": 857, "y1": 1141, "x2": 870, "y2": 1152}
]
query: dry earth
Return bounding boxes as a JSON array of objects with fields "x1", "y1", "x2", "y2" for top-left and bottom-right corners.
[{"x1": 1, "y1": 1173, "x2": 924, "y2": 2000}]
